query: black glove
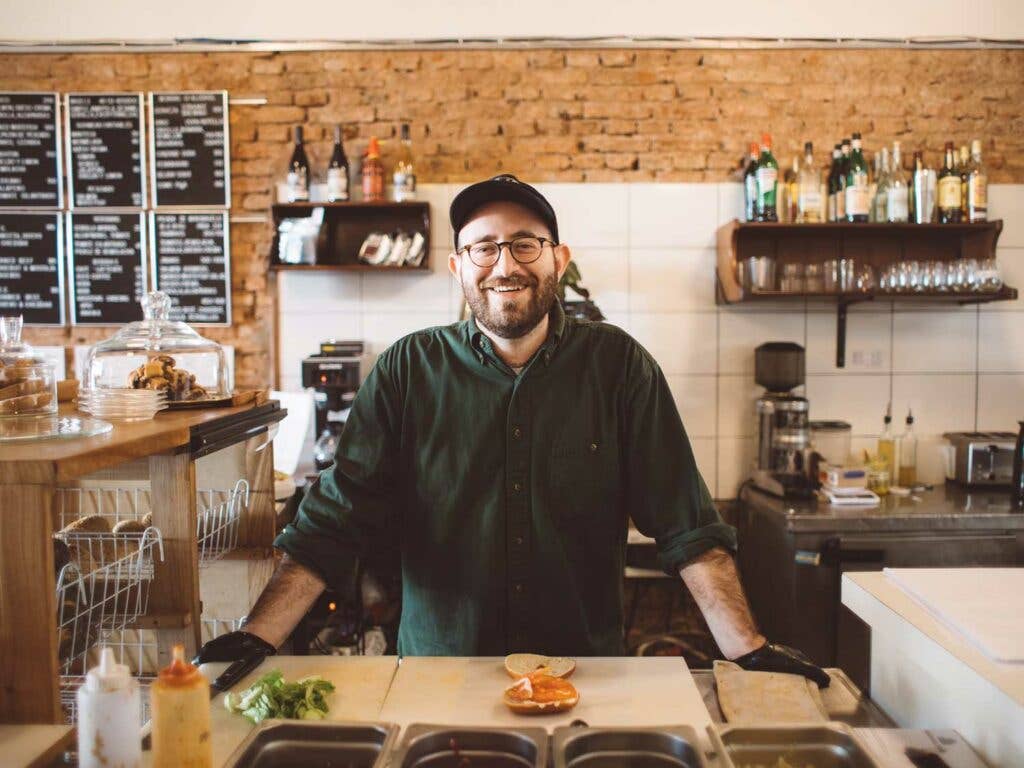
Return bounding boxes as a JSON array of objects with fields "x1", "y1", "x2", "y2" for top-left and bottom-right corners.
[
  {"x1": 732, "y1": 641, "x2": 831, "y2": 688},
  {"x1": 192, "y1": 630, "x2": 277, "y2": 666}
]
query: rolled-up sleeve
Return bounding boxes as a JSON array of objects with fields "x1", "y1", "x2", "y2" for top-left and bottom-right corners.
[
  {"x1": 274, "y1": 355, "x2": 402, "y2": 591},
  {"x1": 622, "y1": 344, "x2": 737, "y2": 575}
]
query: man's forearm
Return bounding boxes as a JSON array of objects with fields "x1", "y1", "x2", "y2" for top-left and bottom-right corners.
[
  {"x1": 679, "y1": 546, "x2": 765, "y2": 659},
  {"x1": 242, "y1": 554, "x2": 327, "y2": 648}
]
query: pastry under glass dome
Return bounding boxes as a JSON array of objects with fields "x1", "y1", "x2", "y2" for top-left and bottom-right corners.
[
  {"x1": 0, "y1": 315, "x2": 58, "y2": 417},
  {"x1": 82, "y1": 292, "x2": 229, "y2": 400}
]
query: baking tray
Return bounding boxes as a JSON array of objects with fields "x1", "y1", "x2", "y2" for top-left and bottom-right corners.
[
  {"x1": 221, "y1": 719, "x2": 398, "y2": 768},
  {"x1": 692, "y1": 667, "x2": 895, "y2": 728},
  {"x1": 552, "y1": 725, "x2": 709, "y2": 768},
  {"x1": 714, "y1": 723, "x2": 882, "y2": 768},
  {"x1": 390, "y1": 723, "x2": 549, "y2": 768}
]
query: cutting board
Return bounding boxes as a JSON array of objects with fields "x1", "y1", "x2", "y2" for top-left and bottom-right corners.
[
  {"x1": 378, "y1": 657, "x2": 712, "y2": 732},
  {"x1": 884, "y1": 568, "x2": 1024, "y2": 663},
  {"x1": 200, "y1": 655, "x2": 399, "y2": 765}
]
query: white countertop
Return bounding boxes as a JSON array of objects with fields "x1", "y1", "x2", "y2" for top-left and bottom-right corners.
[{"x1": 842, "y1": 570, "x2": 1024, "y2": 767}]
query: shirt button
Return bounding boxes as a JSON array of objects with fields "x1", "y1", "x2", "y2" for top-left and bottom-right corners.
[
  {"x1": 590, "y1": 442, "x2": 598, "y2": 452},
  {"x1": 512, "y1": 482, "x2": 522, "y2": 492},
  {"x1": 512, "y1": 427, "x2": 522, "y2": 439},
  {"x1": 514, "y1": 583, "x2": 524, "y2": 593},
  {"x1": 514, "y1": 536, "x2": 524, "y2": 546}
]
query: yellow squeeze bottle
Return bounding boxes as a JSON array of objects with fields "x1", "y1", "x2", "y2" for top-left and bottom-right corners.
[{"x1": 151, "y1": 644, "x2": 212, "y2": 768}]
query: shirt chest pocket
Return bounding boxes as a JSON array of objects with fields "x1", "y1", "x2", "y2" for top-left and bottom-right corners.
[{"x1": 545, "y1": 433, "x2": 621, "y2": 522}]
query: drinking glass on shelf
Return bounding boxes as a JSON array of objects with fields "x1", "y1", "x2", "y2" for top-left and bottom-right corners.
[
  {"x1": 805, "y1": 263, "x2": 824, "y2": 293},
  {"x1": 929, "y1": 261, "x2": 948, "y2": 293},
  {"x1": 975, "y1": 258, "x2": 1002, "y2": 292},
  {"x1": 909, "y1": 260, "x2": 926, "y2": 293},
  {"x1": 855, "y1": 263, "x2": 876, "y2": 292}
]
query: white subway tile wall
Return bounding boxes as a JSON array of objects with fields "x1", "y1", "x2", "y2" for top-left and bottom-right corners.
[{"x1": 276, "y1": 183, "x2": 1024, "y2": 496}]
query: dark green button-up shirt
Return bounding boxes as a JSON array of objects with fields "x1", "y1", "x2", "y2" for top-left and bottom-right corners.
[{"x1": 275, "y1": 303, "x2": 736, "y2": 656}]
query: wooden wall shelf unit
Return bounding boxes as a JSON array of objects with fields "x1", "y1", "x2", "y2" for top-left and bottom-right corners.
[
  {"x1": 716, "y1": 219, "x2": 1016, "y2": 367},
  {"x1": 0, "y1": 401, "x2": 284, "y2": 724},
  {"x1": 269, "y1": 201, "x2": 431, "y2": 272}
]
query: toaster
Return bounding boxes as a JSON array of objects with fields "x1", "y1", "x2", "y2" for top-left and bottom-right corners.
[{"x1": 942, "y1": 431, "x2": 1017, "y2": 486}]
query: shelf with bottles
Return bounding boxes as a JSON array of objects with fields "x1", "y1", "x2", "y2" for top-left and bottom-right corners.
[{"x1": 716, "y1": 216, "x2": 1014, "y2": 367}]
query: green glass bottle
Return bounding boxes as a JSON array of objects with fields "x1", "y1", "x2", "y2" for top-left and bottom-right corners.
[
  {"x1": 755, "y1": 132, "x2": 778, "y2": 222},
  {"x1": 845, "y1": 132, "x2": 870, "y2": 222}
]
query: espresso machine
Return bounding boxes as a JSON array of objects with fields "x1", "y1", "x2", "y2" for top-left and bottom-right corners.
[
  {"x1": 751, "y1": 342, "x2": 814, "y2": 499},
  {"x1": 301, "y1": 340, "x2": 363, "y2": 470}
]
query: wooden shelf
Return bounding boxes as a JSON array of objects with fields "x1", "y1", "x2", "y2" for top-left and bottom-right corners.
[
  {"x1": 269, "y1": 200, "x2": 431, "y2": 272},
  {"x1": 270, "y1": 263, "x2": 430, "y2": 273},
  {"x1": 715, "y1": 218, "x2": 1011, "y2": 367}
]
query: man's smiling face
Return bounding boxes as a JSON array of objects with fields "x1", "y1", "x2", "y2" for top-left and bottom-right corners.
[{"x1": 449, "y1": 200, "x2": 570, "y2": 339}]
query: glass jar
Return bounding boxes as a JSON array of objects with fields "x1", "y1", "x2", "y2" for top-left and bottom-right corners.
[
  {"x1": 0, "y1": 316, "x2": 58, "y2": 418},
  {"x1": 867, "y1": 464, "x2": 890, "y2": 496},
  {"x1": 83, "y1": 292, "x2": 228, "y2": 400}
]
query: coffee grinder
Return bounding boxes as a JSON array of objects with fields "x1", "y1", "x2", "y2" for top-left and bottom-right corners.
[
  {"x1": 301, "y1": 340, "x2": 363, "y2": 470},
  {"x1": 751, "y1": 342, "x2": 814, "y2": 499}
]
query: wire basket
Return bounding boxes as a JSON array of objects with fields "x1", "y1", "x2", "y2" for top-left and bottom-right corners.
[
  {"x1": 56, "y1": 478, "x2": 248, "y2": 567},
  {"x1": 197, "y1": 479, "x2": 248, "y2": 566},
  {"x1": 55, "y1": 528, "x2": 164, "y2": 677}
]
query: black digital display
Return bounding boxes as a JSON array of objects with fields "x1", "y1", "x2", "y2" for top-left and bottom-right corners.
[
  {"x1": 67, "y1": 212, "x2": 147, "y2": 325},
  {"x1": 150, "y1": 91, "x2": 230, "y2": 208},
  {"x1": 0, "y1": 212, "x2": 64, "y2": 326},
  {"x1": 0, "y1": 93, "x2": 62, "y2": 208},
  {"x1": 150, "y1": 211, "x2": 231, "y2": 326},
  {"x1": 66, "y1": 93, "x2": 145, "y2": 209}
]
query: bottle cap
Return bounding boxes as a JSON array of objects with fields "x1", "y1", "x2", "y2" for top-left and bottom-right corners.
[
  {"x1": 157, "y1": 644, "x2": 203, "y2": 688},
  {"x1": 400, "y1": 123, "x2": 411, "y2": 141},
  {"x1": 749, "y1": 142, "x2": 759, "y2": 156},
  {"x1": 852, "y1": 131, "x2": 862, "y2": 140},
  {"x1": 906, "y1": 408, "x2": 914, "y2": 425},
  {"x1": 971, "y1": 139, "x2": 982, "y2": 154},
  {"x1": 760, "y1": 133, "x2": 772, "y2": 148},
  {"x1": 85, "y1": 647, "x2": 132, "y2": 692},
  {"x1": 334, "y1": 125, "x2": 342, "y2": 142},
  {"x1": 294, "y1": 126, "x2": 303, "y2": 143},
  {"x1": 804, "y1": 141, "x2": 813, "y2": 153},
  {"x1": 366, "y1": 136, "x2": 381, "y2": 159}
]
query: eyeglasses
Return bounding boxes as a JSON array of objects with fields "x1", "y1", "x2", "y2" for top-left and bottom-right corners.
[{"x1": 458, "y1": 236, "x2": 557, "y2": 268}]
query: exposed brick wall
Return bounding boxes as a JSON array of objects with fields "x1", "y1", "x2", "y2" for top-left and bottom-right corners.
[{"x1": 2, "y1": 48, "x2": 1022, "y2": 386}]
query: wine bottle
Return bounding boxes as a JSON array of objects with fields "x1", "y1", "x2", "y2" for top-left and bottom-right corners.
[
  {"x1": 755, "y1": 133, "x2": 778, "y2": 222},
  {"x1": 393, "y1": 123, "x2": 417, "y2": 202},
  {"x1": 887, "y1": 142, "x2": 909, "y2": 223},
  {"x1": 286, "y1": 126, "x2": 310, "y2": 202},
  {"x1": 362, "y1": 136, "x2": 384, "y2": 202},
  {"x1": 743, "y1": 142, "x2": 759, "y2": 222},
  {"x1": 826, "y1": 144, "x2": 842, "y2": 222},
  {"x1": 844, "y1": 132, "x2": 870, "y2": 222},
  {"x1": 796, "y1": 141, "x2": 823, "y2": 223},
  {"x1": 967, "y1": 139, "x2": 988, "y2": 222},
  {"x1": 937, "y1": 142, "x2": 962, "y2": 223},
  {"x1": 326, "y1": 125, "x2": 350, "y2": 202}
]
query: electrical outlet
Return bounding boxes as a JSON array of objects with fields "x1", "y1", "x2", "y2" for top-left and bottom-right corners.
[{"x1": 850, "y1": 349, "x2": 885, "y2": 369}]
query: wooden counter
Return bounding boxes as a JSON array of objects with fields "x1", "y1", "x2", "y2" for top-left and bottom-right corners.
[{"x1": 0, "y1": 400, "x2": 284, "y2": 725}]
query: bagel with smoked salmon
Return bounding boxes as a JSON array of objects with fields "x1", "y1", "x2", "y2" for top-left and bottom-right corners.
[{"x1": 503, "y1": 670, "x2": 580, "y2": 714}]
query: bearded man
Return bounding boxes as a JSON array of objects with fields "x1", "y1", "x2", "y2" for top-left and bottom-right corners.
[{"x1": 196, "y1": 175, "x2": 828, "y2": 687}]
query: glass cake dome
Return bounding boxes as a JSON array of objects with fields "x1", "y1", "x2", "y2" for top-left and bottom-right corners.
[
  {"x1": 0, "y1": 315, "x2": 58, "y2": 418},
  {"x1": 82, "y1": 291, "x2": 228, "y2": 400}
]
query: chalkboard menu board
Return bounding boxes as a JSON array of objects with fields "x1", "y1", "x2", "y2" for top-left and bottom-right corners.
[
  {"x1": 67, "y1": 212, "x2": 147, "y2": 325},
  {"x1": 0, "y1": 93, "x2": 62, "y2": 208},
  {"x1": 150, "y1": 212, "x2": 230, "y2": 326},
  {"x1": 66, "y1": 93, "x2": 145, "y2": 209},
  {"x1": 149, "y1": 91, "x2": 230, "y2": 208},
  {"x1": 0, "y1": 212, "x2": 64, "y2": 326}
]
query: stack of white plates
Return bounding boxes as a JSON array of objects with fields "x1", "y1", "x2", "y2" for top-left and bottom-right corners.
[{"x1": 77, "y1": 388, "x2": 168, "y2": 421}]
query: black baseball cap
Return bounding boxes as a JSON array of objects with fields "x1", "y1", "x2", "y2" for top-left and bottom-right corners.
[{"x1": 450, "y1": 174, "x2": 559, "y2": 249}]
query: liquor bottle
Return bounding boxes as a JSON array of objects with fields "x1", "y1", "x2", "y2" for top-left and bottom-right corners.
[
  {"x1": 837, "y1": 138, "x2": 851, "y2": 221},
  {"x1": 845, "y1": 132, "x2": 870, "y2": 222},
  {"x1": 937, "y1": 142, "x2": 962, "y2": 223},
  {"x1": 783, "y1": 156, "x2": 799, "y2": 223},
  {"x1": 911, "y1": 151, "x2": 934, "y2": 223},
  {"x1": 887, "y1": 142, "x2": 910, "y2": 222},
  {"x1": 743, "y1": 142, "x2": 759, "y2": 222},
  {"x1": 361, "y1": 136, "x2": 385, "y2": 201},
  {"x1": 826, "y1": 144, "x2": 842, "y2": 222},
  {"x1": 959, "y1": 145, "x2": 971, "y2": 220},
  {"x1": 326, "y1": 125, "x2": 350, "y2": 202},
  {"x1": 797, "y1": 141, "x2": 823, "y2": 223},
  {"x1": 877, "y1": 403, "x2": 900, "y2": 487},
  {"x1": 755, "y1": 133, "x2": 779, "y2": 222},
  {"x1": 872, "y1": 147, "x2": 890, "y2": 223},
  {"x1": 899, "y1": 410, "x2": 918, "y2": 487},
  {"x1": 967, "y1": 139, "x2": 988, "y2": 222},
  {"x1": 393, "y1": 123, "x2": 417, "y2": 202},
  {"x1": 286, "y1": 126, "x2": 310, "y2": 202}
]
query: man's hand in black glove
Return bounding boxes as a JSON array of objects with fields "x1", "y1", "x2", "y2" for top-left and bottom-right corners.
[
  {"x1": 192, "y1": 630, "x2": 277, "y2": 666},
  {"x1": 732, "y1": 641, "x2": 831, "y2": 688}
]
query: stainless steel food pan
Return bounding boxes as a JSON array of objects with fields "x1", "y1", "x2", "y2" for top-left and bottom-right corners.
[
  {"x1": 715, "y1": 723, "x2": 882, "y2": 768},
  {"x1": 390, "y1": 723, "x2": 549, "y2": 768},
  {"x1": 552, "y1": 725, "x2": 709, "y2": 768},
  {"x1": 222, "y1": 719, "x2": 398, "y2": 768}
]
